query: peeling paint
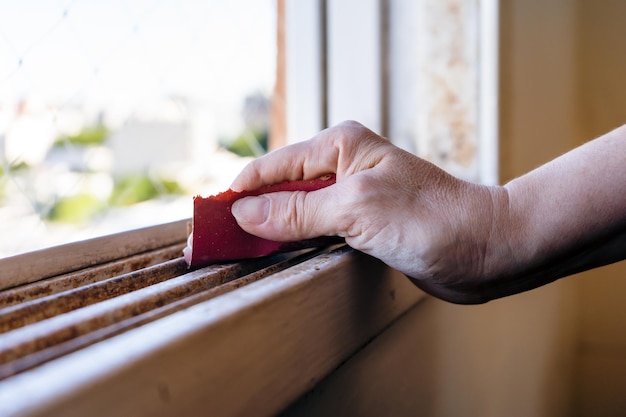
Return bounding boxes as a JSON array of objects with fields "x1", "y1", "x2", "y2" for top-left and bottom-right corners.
[{"x1": 416, "y1": 0, "x2": 479, "y2": 180}]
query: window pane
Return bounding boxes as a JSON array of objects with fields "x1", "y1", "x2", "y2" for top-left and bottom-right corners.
[{"x1": 0, "y1": 0, "x2": 276, "y2": 257}]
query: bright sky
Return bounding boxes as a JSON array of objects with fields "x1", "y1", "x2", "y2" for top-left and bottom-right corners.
[
  {"x1": 0, "y1": 0, "x2": 277, "y2": 256},
  {"x1": 0, "y1": 0, "x2": 276, "y2": 118}
]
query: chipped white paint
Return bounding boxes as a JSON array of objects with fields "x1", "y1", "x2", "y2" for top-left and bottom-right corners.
[
  {"x1": 388, "y1": 0, "x2": 498, "y2": 183},
  {"x1": 416, "y1": 0, "x2": 479, "y2": 179},
  {"x1": 284, "y1": 0, "x2": 499, "y2": 183}
]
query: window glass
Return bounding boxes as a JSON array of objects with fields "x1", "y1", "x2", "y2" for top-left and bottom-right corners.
[{"x1": 0, "y1": 0, "x2": 276, "y2": 257}]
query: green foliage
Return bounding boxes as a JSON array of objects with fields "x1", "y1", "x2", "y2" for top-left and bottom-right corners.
[
  {"x1": 44, "y1": 174, "x2": 185, "y2": 224},
  {"x1": 53, "y1": 126, "x2": 109, "y2": 147},
  {"x1": 109, "y1": 174, "x2": 185, "y2": 206},
  {"x1": 109, "y1": 175, "x2": 157, "y2": 206},
  {"x1": 0, "y1": 175, "x2": 6, "y2": 202},
  {"x1": 1, "y1": 160, "x2": 30, "y2": 174},
  {"x1": 221, "y1": 129, "x2": 268, "y2": 157},
  {"x1": 47, "y1": 193, "x2": 104, "y2": 223},
  {"x1": 0, "y1": 161, "x2": 29, "y2": 203},
  {"x1": 159, "y1": 178, "x2": 185, "y2": 195}
]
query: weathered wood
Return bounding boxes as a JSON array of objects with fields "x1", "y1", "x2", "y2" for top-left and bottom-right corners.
[
  {"x1": 0, "y1": 219, "x2": 189, "y2": 291},
  {"x1": 0, "y1": 258, "x2": 189, "y2": 333},
  {"x1": 280, "y1": 299, "x2": 434, "y2": 417},
  {"x1": 0, "y1": 246, "x2": 424, "y2": 417},
  {"x1": 0, "y1": 243, "x2": 184, "y2": 309},
  {"x1": 0, "y1": 250, "x2": 318, "y2": 369},
  {"x1": 0, "y1": 248, "x2": 327, "y2": 379}
]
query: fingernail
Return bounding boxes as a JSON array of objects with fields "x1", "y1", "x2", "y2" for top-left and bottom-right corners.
[{"x1": 232, "y1": 196, "x2": 269, "y2": 225}]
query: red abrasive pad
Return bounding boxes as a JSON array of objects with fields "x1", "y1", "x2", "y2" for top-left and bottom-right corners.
[{"x1": 184, "y1": 174, "x2": 341, "y2": 268}]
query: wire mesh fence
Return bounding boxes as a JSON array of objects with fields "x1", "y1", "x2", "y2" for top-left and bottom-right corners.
[{"x1": 0, "y1": 0, "x2": 276, "y2": 257}]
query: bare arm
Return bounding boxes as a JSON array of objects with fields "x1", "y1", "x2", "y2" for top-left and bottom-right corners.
[
  {"x1": 486, "y1": 124, "x2": 626, "y2": 301},
  {"x1": 230, "y1": 121, "x2": 626, "y2": 304}
]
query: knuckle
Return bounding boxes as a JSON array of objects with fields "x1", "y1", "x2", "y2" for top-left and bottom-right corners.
[
  {"x1": 280, "y1": 191, "x2": 310, "y2": 237},
  {"x1": 334, "y1": 180, "x2": 370, "y2": 235},
  {"x1": 338, "y1": 120, "x2": 363, "y2": 129}
]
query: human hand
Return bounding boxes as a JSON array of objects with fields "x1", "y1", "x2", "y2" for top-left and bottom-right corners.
[{"x1": 230, "y1": 121, "x2": 512, "y2": 303}]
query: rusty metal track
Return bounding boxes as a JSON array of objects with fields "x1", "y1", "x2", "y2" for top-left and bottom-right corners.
[{"x1": 0, "y1": 231, "x2": 336, "y2": 381}]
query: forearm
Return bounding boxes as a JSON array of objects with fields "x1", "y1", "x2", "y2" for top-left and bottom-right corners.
[{"x1": 494, "y1": 124, "x2": 626, "y2": 292}]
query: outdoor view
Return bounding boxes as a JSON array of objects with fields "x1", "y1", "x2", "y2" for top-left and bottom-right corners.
[{"x1": 0, "y1": 0, "x2": 276, "y2": 257}]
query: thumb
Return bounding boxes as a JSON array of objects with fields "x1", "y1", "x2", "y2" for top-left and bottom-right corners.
[{"x1": 231, "y1": 189, "x2": 336, "y2": 242}]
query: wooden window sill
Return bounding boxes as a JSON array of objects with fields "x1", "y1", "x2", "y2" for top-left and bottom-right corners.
[{"x1": 0, "y1": 220, "x2": 424, "y2": 417}]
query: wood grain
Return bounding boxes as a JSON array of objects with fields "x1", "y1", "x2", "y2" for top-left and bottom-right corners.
[
  {"x1": 0, "y1": 219, "x2": 189, "y2": 291},
  {"x1": 0, "y1": 246, "x2": 424, "y2": 417}
]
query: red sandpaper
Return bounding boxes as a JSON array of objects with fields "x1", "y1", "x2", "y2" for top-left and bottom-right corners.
[{"x1": 184, "y1": 174, "x2": 339, "y2": 268}]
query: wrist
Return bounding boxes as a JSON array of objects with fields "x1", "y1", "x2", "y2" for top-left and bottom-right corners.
[
  {"x1": 480, "y1": 184, "x2": 527, "y2": 282},
  {"x1": 410, "y1": 182, "x2": 520, "y2": 304}
]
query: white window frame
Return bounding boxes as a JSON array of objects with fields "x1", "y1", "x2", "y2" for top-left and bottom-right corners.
[{"x1": 285, "y1": 0, "x2": 499, "y2": 184}]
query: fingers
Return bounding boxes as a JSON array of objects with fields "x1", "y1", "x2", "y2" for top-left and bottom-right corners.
[
  {"x1": 229, "y1": 120, "x2": 401, "y2": 243},
  {"x1": 231, "y1": 186, "x2": 345, "y2": 242},
  {"x1": 229, "y1": 138, "x2": 338, "y2": 192},
  {"x1": 230, "y1": 120, "x2": 386, "y2": 192}
]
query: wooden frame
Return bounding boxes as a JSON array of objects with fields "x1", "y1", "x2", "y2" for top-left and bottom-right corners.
[
  {"x1": 0, "y1": 220, "x2": 189, "y2": 290},
  {"x1": 326, "y1": 0, "x2": 385, "y2": 133},
  {"x1": 284, "y1": 0, "x2": 327, "y2": 143},
  {"x1": 0, "y1": 221, "x2": 423, "y2": 416}
]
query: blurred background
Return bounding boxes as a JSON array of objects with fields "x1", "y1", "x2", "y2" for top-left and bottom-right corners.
[{"x1": 0, "y1": 0, "x2": 276, "y2": 257}]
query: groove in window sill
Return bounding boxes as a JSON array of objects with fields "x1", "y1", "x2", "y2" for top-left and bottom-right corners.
[{"x1": 0, "y1": 220, "x2": 424, "y2": 417}]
